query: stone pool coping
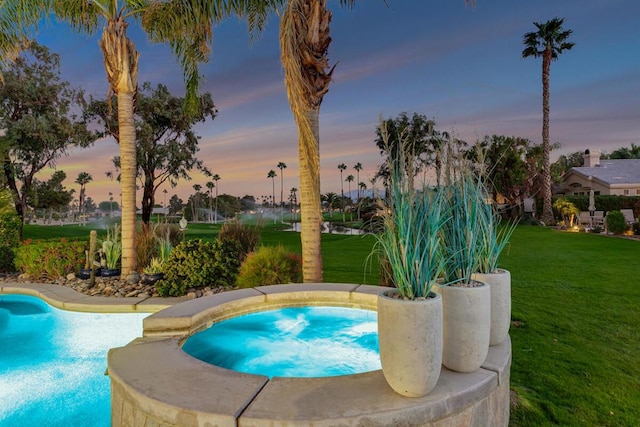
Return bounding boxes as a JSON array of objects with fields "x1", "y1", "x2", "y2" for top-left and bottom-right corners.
[
  {"x1": 108, "y1": 283, "x2": 511, "y2": 426},
  {"x1": 0, "y1": 281, "x2": 186, "y2": 312}
]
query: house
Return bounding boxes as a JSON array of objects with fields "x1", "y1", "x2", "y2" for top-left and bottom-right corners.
[{"x1": 561, "y1": 150, "x2": 640, "y2": 196}]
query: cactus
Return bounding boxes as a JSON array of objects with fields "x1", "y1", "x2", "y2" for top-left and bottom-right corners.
[{"x1": 89, "y1": 230, "x2": 97, "y2": 286}]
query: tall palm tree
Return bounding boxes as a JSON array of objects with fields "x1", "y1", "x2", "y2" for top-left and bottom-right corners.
[
  {"x1": 0, "y1": 1, "x2": 280, "y2": 278},
  {"x1": 75, "y1": 172, "x2": 93, "y2": 223},
  {"x1": 206, "y1": 181, "x2": 215, "y2": 223},
  {"x1": 277, "y1": 161, "x2": 287, "y2": 222},
  {"x1": 353, "y1": 162, "x2": 362, "y2": 200},
  {"x1": 346, "y1": 174, "x2": 354, "y2": 201},
  {"x1": 212, "y1": 173, "x2": 221, "y2": 223},
  {"x1": 280, "y1": 0, "x2": 357, "y2": 282},
  {"x1": 523, "y1": 17, "x2": 574, "y2": 225},
  {"x1": 192, "y1": 183, "x2": 202, "y2": 222},
  {"x1": 267, "y1": 169, "x2": 277, "y2": 218},
  {"x1": 337, "y1": 163, "x2": 347, "y2": 222}
]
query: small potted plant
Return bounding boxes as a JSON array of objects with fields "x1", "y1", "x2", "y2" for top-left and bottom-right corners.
[
  {"x1": 372, "y1": 124, "x2": 448, "y2": 397},
  {"x1": 101, "y1": 224, "x2": 122, "y2": 277},
  {"x1": 439, "y1": 166, "x2": 491, "y2": 373}
]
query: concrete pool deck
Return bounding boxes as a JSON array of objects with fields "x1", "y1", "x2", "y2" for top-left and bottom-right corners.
[{"x1": 1, "y1": 282, "x2": 510, "y2": 426}]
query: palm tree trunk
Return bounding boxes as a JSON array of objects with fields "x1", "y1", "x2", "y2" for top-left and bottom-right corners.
[
  {"x1": 118, "y1": 91, "x2": 137, "y2": 276},
  {"x1": 541, "y1": 48, "x2": 553, "y2": 225},
  {"x1": 299, "y1": 109, "x2": 323, "y2": 282}
]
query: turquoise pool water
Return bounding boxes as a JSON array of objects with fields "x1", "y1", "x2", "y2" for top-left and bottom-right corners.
[
  {"x1": 0, "y1": 294, "x2": 147, "y2": 427},
  {"x1": 182, "y1": 306, "x2": 381, "y2": 378}
]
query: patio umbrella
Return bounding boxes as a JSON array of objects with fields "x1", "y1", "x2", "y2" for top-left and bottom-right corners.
[{"x1": 588, "y1": 189, "x2": 596, "y2": 213}]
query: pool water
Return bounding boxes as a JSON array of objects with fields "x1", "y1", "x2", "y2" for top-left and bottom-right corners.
[
  {"x1": 0, "y1": 294, "x2": 147, "y2": 427},
  {"x1": 182, "y1": 306, "x2": 381, "y2": 378}
]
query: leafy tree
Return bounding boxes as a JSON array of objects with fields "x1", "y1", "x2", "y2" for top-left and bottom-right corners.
[
  {"x1": 240, "y1": 195, "x2": 257, "y2": 212},
  {"x1": 0, "y1": 42, "x2": 97, "y2": 234},
  {"x1": 83, "y1": 196, "x2": 97, "y2": 214},
  {"x1": 87, "y1": 82, "x2": 216, "y2": 225},
  {"x1": 215, "y1": 194, "x2": 242, "y2": 218},
  {"x1": 606, "y1": 144, "x2": 640, "y2": 159},
  {"x1": 0, "y1": 0, "x2": 277, "y2": 277},
  {"x1": 523, "y1": 17, "x2": 575, "y2": 225},
  {"x1": 168, "y1": 194, "x2": 184, "y2": 217},
  {"x1": 32, "y1": 171, "x2": 74, "y2": 216},
  {"x1": 99, "y1": 200, "x2": 120, "y2": 213},
  {"x1": 551, "y1": 151, "x2": 583, "y2": 183}
]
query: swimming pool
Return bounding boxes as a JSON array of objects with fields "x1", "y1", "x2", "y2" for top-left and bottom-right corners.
[{"x1": 0, "y1": 294, "x2": 147, "y2": 427}]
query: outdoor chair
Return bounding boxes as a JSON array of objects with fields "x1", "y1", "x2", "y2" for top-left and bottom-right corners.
[
  {"x1": 578, "y1": 211, "x2": 592, "y2": 228},
  {"x1": 621, "y1": 209, "x2": 636, "y2": 225},
  {"x1": 592, "y1": 211, "x2": 605, "y2": 228}
]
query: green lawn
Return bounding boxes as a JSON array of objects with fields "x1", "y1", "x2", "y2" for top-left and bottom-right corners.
[{"x1": 20, "y1": 223, "x2": 640, "y2": 425}]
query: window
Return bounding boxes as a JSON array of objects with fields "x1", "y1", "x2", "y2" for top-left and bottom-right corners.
[{"x1": 624, "y1": 189, "x2": 630, "y2": 195}]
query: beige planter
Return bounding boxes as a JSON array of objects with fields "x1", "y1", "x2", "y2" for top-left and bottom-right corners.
[
  {"x1": 473, "y1": 269, "x2": 511, "y2": 346},
  {"x1": 442, "y1": 282, "x2": 491, "y2": 373},
  {"x1": 377, "y1": 289, "x2": 443, "y2": 397}
]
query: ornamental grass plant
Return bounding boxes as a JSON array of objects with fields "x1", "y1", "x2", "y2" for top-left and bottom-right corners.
[
  {"x1": 439, "y1": 169, "x2": 484, "y2": 286},
  {"x1": 476, "y1": 204, "x2": 518, "y2": 274},
  {"x1": 371, "y1": 123, "x2": 448, "y2": 299}
]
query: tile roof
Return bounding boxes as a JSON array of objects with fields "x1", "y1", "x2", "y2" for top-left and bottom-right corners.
[{"x1": 571, "y1": 159, "x2": 640, "y2": 185}]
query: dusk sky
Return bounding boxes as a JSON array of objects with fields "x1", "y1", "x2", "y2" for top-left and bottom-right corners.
[{"x1": 33, "y1": 0, "x2": 640, "y2": 206}]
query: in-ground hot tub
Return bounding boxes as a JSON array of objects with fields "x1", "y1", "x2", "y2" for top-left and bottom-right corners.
[{"x1": 108, "y1": 284, "x2": 511, "y2": 427}]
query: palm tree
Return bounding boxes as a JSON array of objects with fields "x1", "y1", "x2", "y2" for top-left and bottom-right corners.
[
  {"x1": 192, "y1": 184, "x2": 202, "y2": 222},
  {"x1": 277, "y1": 161, "x2": 287, "y2": 222},
  {"x1": 353, "y1": 162, "x2": 362, "y2": 200},
  {"x1": 280, "y1": 0, "x2": 356, "y2": 282},
  {"x1": 75, "y1": 172, "x2": 93, "y2": 224},
  {"x1": 523, "y1": 17, "x2": 575, "y2": 225},
  {"x1": 267, "y1": 170, "x2": 277, "y2": 221},
  {"x1": 206, "y1": 181, "x2": 215, "y2": 223},
  {"x1": 369, "y1": 176, "x2": 378, "y2": 199},
  {"x1": 211, "y1": 173, "x2": 221, "y2": 223},
  {"x1": 345, "y1": 174, "x2": 354, "y2": 220},
  {"x1": 289, "y1": 187, "x2": 298, "y2": 210},
  {"x1": 0, "y1": 1, "x2": 280, "y2": 278},
  {"x1": 337, "y1": 163, "x2": 347, "y2": 222}
]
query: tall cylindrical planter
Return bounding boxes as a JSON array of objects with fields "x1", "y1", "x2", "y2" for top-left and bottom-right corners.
[
  {"x1": 377, "y1": 289, "x2": 443, "y2": 397},
  {"x1": 473, "y1": 269, "x2": 511, "y2": 346},
  {"x1": 442, "y1": 282, "x2": 491, "y2": 373}
]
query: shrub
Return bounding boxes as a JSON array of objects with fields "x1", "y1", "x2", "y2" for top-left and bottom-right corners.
[
  {"x1": 154, "y1": 223, "x2": 182, "y2": 247},
  {"x1": 14, "y1": 239, "x2": 86, "y2": 279},
  {"x1": 236, "y1": 245, "x2": 302, "y2": 288},
  {"x1": 0, "y1": 246, "x2": 16, "y2": 273},
  {"x1": 157, "y1": 239, "x2": 242, "y2": 297},
  {"x1": 137, "y1": 225, "x2": 158, "y2": 271},
  {"x1": 633, "y1": 222, "x2": 640, "y2": 236},
  {"x1": 218, "y1": 220, "x2": 261, "y2": 259},
  {"x1": 606, "y1": 211, "x2": 626, "y2": 235},
  {"x1": 0, "y1": 212, "x2": 21, "y2": 248}
]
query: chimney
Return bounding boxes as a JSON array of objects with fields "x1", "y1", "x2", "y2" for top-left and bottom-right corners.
[{"x1": 583, "y1": 149, "x2": 600, "y2": 168}]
